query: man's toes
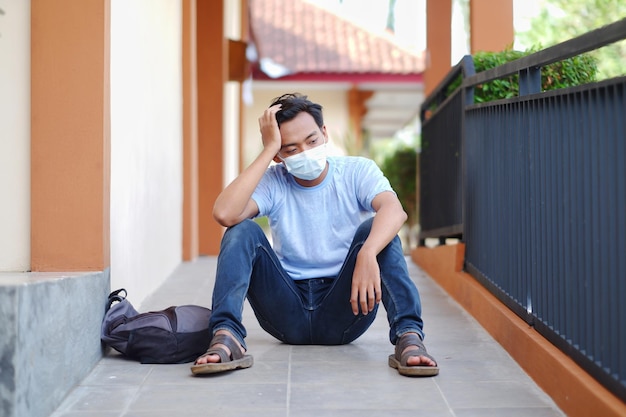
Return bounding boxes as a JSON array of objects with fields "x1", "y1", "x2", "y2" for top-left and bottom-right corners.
[
  {"x1": 207, "y1": 353, "x2": 222, "y2": 363},
  {"x1": 196, "y1": 353, "x2": 221, "y2": 365},
  {"x1": 407, "y1": 355, "x2": 435, "y2": 366}
]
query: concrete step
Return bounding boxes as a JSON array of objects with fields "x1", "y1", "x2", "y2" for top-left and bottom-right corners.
[{"x1": 0, "y1": 270, "x2": 109, "y2": 417}]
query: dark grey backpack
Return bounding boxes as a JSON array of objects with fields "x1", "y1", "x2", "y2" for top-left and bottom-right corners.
[{"x1": 101, "y1": 289, "x2": 212, "y2": 364}]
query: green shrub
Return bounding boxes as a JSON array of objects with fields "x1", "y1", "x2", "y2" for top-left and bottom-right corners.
[
  {"x1": 380, "y1": 146, "x2": 418, "y2": 227},
  {"x1": 446, "y1": 47, "x2": 598, "y2": 102}
]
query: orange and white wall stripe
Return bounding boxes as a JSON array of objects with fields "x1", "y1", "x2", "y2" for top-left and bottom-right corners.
[{"x1": 1, "y1": 0, "x2": 244, "y2": 306}]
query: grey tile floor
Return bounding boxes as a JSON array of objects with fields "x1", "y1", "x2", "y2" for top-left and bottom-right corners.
[{"x1": 52, "y1": 256, "x2": 565, "y2": 417}]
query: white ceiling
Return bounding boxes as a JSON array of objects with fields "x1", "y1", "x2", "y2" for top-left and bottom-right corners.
[{"x1": 361, "y1": 88, "x2": 424, "y2": 141}]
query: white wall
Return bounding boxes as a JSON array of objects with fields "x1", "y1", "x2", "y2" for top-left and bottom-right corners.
[
  {"x1": 223, "y1": 0, "x2": 243, "y2": 187},
  {"x1": 0, "y1": 0, "x2": 31, "y2": 271},
  {"x1": 224, "y1": 83, "x2": 241, "y2": 186},
  {"x1": 110, "y1": 0, "x2": 183, "y2": 306}
]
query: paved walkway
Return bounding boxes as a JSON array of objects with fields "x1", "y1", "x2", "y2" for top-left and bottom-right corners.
[{"x1": 52, "y1": 255, "x2": 565, "y2": 417}]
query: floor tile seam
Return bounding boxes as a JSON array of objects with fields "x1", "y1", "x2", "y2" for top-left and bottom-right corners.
[
  {"x1": 138, "y1": 366, "x2": 155, "y2": 386},
  {"x1": 134, "y1": 381, "x2": 290, "y2": 387},
  {"x1": 113, "y1": 367, "x2": 155, "y2": 414},
  {"x1": 283, "y1": 406, "x2": 452, "y2": 412},
  {"x1": 450, "y1": 405, "x2": 564, "y2": 410},
  {"x1": 434, "y1": 378, "x2": 537, "y2": 383},
  {"x1": 119, "y1": 386, "x2": 143, "y2": 417},
  {"x1": 76, "y1": 383, "x2": 149, "y2": 388},
  {"x1": 123, "y1": 406, "x2": 289, "y2": 413},
  {"x1": 283, "y1": 384, "x2": 440, "y2": 391},
  {"x1": 436, "y1": 379, "x2": 542, "y2": 385},
  {"x1": 434, "y1": 377, "x2": 457, "y2": 417},
  {"x1": 286, "y1": 345, "x2": 294, "y2": 414},
  {"x1": 286, "y1": 359, "x2": 390, "y2": 362},
  {"x1": 58, "y1": 385, "x2": 143, "y2": 414}
]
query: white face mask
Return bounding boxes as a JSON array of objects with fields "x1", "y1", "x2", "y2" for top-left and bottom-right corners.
[{"x1": 280, "y1": 143, "x2": 328, "y2": 180}]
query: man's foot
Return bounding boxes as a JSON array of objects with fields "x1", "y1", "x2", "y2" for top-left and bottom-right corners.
[
  {"x1": 388, "y1": 332, "x2": 439, "y2": 377},
  {"x1": 194, "y1": 330, "x2": 245, "y2": 365},
  {"x1": 402, "y1": 333, "x2": 437, "y2": 367},
  {"x1": 190, "y1": 330, "x2": 253, "y2": 375}
]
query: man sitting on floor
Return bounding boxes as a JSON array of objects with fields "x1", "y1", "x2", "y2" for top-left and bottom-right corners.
[{"x1": 191, "y1": 93, "x2": 438, "y2": 377}]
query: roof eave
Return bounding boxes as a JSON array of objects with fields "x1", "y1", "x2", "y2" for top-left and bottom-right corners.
[{"x1": 252, "y1": 68, "x2": 423, "y2": 84}]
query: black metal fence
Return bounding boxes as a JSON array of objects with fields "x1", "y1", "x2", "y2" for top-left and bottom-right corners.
[
  {"x1": 419, "y1": 56, "x2": 474, "y2": 243},
  {"x1": 419, "y1": 18, "x2": 626, "y2": 401}
]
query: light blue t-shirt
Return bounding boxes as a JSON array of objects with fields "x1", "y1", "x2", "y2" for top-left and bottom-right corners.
[{"x1": 252, "y1": 156, "x2": 394, "y2": 279}]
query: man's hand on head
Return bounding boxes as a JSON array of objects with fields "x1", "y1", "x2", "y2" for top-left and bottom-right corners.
[{"x1": 259, "y1": 104, "x2": 282, "y2": 155}]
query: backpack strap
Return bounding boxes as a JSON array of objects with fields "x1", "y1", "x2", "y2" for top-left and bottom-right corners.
[{"x1": 107, "y1": 288, "x2": 128, "y2": 311}]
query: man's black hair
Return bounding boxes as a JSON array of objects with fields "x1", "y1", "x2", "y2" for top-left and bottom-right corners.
[{"x1": 270, "y1": 93, "x2": 324, "y2": 128}]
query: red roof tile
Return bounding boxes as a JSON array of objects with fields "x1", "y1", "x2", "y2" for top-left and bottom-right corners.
[{"x1": 249, "y1": 0, "x2": 425, "y2": 78}]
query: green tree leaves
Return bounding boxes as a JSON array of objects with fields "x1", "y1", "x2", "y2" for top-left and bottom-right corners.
[{"x1": 518, "y1": 0, "x2": 626, "y2": 79}]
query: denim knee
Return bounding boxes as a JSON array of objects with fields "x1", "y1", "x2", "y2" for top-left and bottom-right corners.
[
  {"x1": 223, "y1": 219, "x2": 264, "y2": 239},
  {"x1": 353, "y1": 217, "x2": 374, "y2": 243},
  {"x1": 220, "y1": 219, "x2": 267, "y2": 250}
]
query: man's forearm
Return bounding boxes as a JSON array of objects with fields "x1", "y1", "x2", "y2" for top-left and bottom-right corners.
[
  {"x1": 213, "y1": 147, "x2": 276, "y2": 226},
  {"x1": 361, "y1": 202, "x2": 407, "y2": 257}
]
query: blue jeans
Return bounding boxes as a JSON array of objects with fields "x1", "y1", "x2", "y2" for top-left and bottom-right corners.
[{"x1": 208, "y1": 218, "x2": 425, "y2": 351}]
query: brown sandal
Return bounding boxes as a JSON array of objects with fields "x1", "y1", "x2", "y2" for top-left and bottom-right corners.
[
  {"x1": 388, "y1": 333, "x2": 439, "y2": 377},
  {"x1": 190, "y1": 333, "x2": 253, "y2": 375}
]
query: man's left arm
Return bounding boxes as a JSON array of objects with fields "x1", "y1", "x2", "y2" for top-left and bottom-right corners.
[{"x1": 350, "y1": 191, "x2": 407, "y2": 315}]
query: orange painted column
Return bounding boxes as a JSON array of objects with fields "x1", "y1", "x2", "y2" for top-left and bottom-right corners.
[
  {"x1": 425, "y1": 0, "x2": 452, "y2": 96},
  {"x1": 197, "y1": 0, "x2": 226, "y2": 255},
  {"x1": 31, "y1": 0, "x2": 111, "y2": 271},
  {"x1": 238, "y1": 0, "x2": 250, "y2": 173},
  {"x1": 347, "y1": 87, "x2": 373, "y2": 152},
  {"x1": 469, "y1": 0, "x2": 514, "y2": 53},
  {"x1": 182, "y1": 0, "x2": 199, "y2": 261}
]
